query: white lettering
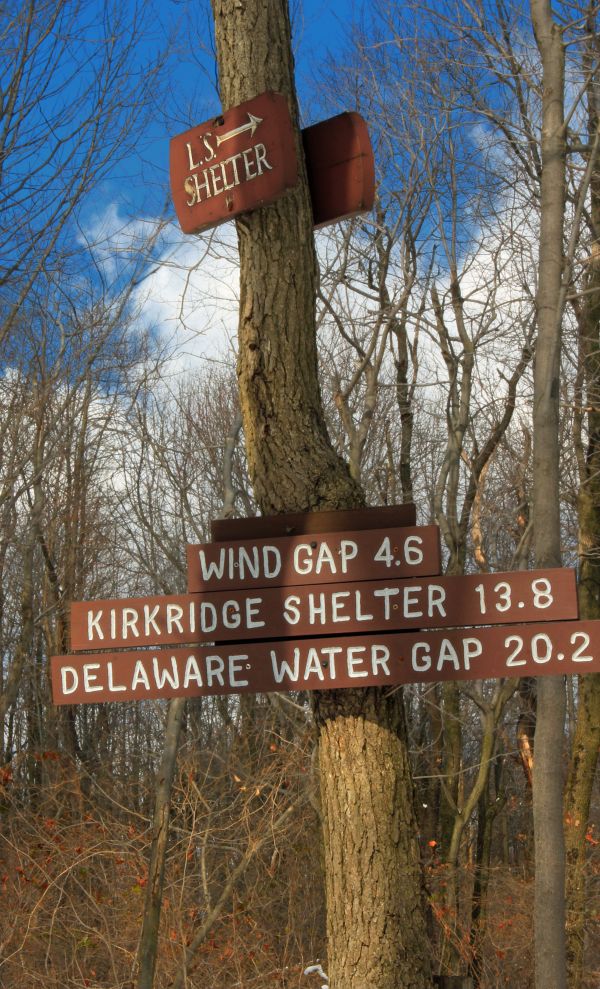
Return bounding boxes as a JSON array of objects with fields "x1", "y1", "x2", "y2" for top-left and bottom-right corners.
[
  {"x1": 202, "y1": 133, "x2": 216, "y2": 161},
  {"x1": 355, "y1": 589, "x2": 374, "y2": 622},
  {"x1": 122, "y1": 608, "x2": 139, "y2": 639},
  {"x1": 186, "y1": 141, "x2": 201, "y2": 170},
  {"x1": 223, "y1": 600, "x2": 241, "y2": 629},
  {"x1": 404, "y1": 586, "x2": 423, "y2": 618},
  {"x1": 263, "y1": 546, "x2": 281, "y2": 579},
  {"x1": 238, "y1": 546, "x2": 260, "y2": 579},
  {"x1": 229, "y1": 655, "x2": 249, "y2": 687},
  {"x1": 304, "y1": 648, "x2": 325, "y2": 680},
  {"x1": 330, "y1": 590, "x2": 350, "y2": 622},
  {"x1": 374, "y1": 586, "x2": 400, "y2": 619},
  {"x1": 321, "y1": 645, "x2": 341, "y2": 679},
  {"x1": 412, "y1": 642, "x2": 431, "y2": 672},
  {"x1": 107, "y1": 662, "x2": 126, "y2": 692},
  {"x1": 428, "y1": 585, "x2": 446, "y2": 617},
  {"x1": 152, "y1": 656, "x2": 179, "y2": 690},
  {"x1": 227, "y1": 152, "x2": 243, "y2": 185},
  {"x1": 82, "y1": 664, "x2": 101, "y2": 693},
  {"x1": 246, "y1": 597, "x2": 265, "y2": 628},
  {"x1": 220, "y1": 159, "x2": 235, "y2": 191},
  {"x1": 144, "y1": 605, "x2": 161, "y2": 637},
  {"x1": 405, "y1": 535, "x2": 424, "y2": 565},
  {"x1": 132, "y1": 661, "x2": 150, "y2": 691},
  {"x1": 61, "y1": 667, "x2": 78, "y2": 695},
  {"x1": 200, "y1": 602, "x2": 217, "y2": 633},
  {"x1": 347, "y1": 646, "x2": 368, "y2": 678},
  {"x1": 185, "y1": 170, "x2": 211, "y2": 206},
  {"x1": 183, "y1": 656, "x2": 203, "y2": 688},
  {"x1": 463, "y1": 638, "x2": 483, "y2": 671},
  {"x1": 437, "y1": 640, "x2": 460, "y2": 671},
  {"x1": 340, "y1": 539, "x2": 358, "y2": 571},
  {"x1": 199, "y1": 548, "x2": 226, "y2": 581},
  {"x1": 309, "y1": 593, "x2": 327, "y2": 624},
  {"x1": 242, "y1": 147, "x2": 257, "y2": 180},
  {"x1": 206, "y1": 655, "x2": 225, "y2": 687},
  {"x1": 371, "y1": 644, "x2": 391, "y2": 676},
  {"x1": 255, "y1": 142, "x2": 272, "y2": 175},
  {"x1": 271, "y1": 648, "x2": 300, "y2": 684},
  {"x1": 294, "y1": 543, "x2": 312, "y2": 574},
  {"x1": 315, "y1": 542, "x2": 336, "y2": 575},
  {"x1": 166, "y1": 604, "x2": 184, "y2": 634},
  {"x1": 87, "y1": 610, "x2": 104, "y2": 642},
  {"x1": 210, "y1": 162, "x2": 224, "y2": 195},
  {"x1": 283, "y1": 595, "x2": 300, "y2": 624}
]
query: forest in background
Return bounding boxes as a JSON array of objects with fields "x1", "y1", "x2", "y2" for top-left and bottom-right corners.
[{"x1": 0, "y1": 1, "x2": 599, "y2": 986}]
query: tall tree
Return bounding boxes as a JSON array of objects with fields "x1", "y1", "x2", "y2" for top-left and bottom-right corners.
[
  {"x1": 208, "y1": 2, "x2": 433, "y2": 986},
  {"x1": 529, "y1": 2, "x2": 567, "y2": 988}
]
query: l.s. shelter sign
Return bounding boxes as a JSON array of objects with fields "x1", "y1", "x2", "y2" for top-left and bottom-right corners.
[{"x1": 170, "y1": 91, "x2": 298, "y2": 233}]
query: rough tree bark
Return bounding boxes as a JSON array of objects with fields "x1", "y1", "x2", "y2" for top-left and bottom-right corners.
[
  {"x1": 209, "y1": 2, "x2": 433, "y2": 986},
  {"x1": 529, "y1": 3, "x2": 567, "y2": 988}
]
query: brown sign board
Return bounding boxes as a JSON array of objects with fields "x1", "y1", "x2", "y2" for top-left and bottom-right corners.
[
  {"x1": 303, "y1": 111, "x2": 375, "y2": 228},
  {"x1": 69, "y1": 568, "x2": 577, "y2": 652},
  {"x1": 187, "y1": 525, "x2": 441, "y2": 593},
  {"x1": 211, "y1": 503, "x2": 417, "y2": 542},
  {"x1": 51, "y1": 619, "x2": 600, "y2": 704},
  {"x1": 170, "y1": 91, "x2": 298, "y2": 234}
]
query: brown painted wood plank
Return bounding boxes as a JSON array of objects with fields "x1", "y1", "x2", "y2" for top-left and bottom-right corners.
[
  {"x1": 188, "y1": 525, "x2": 441, "y2": 592},
  {"x1": 211, "y1": 504, "x2": 417, "y2": 542},
  {"x1": 303, "y1": 111, "x2": 375, "y2": 227},
  {"x1": 69, "y1": 568, "x2": 578, "y2": 652},
  {"x1": 170, "y1": 91, "x2": 298, "y2": 235},
  {"x1": 52, "y1": 618, "x2": 600, "y2": 704}
]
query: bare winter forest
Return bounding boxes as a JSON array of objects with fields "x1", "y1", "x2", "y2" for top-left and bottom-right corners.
[{"x1": 0, "y1": 1, "x2": 598, "y2": 987}]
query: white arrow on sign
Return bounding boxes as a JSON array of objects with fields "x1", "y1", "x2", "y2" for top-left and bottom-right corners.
[{"x1": 215, "y1": 113, "x2": 263, "y2": 147}]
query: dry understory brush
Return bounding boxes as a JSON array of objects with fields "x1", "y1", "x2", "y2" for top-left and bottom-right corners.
[
  {"x1": 0, "y1": 715, "x2": 325, "y2": 989},
  {"x1": 0, "y1": 721, "x2": 598, "y2": 988}
]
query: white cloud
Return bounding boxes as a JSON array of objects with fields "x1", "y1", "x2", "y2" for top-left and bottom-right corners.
[
  {"x1": 131, "y1": 223, "x2": 240, "y2": 370},
  {"x1": 83, "y1": 205, "x2": 241, "y2": 373}
]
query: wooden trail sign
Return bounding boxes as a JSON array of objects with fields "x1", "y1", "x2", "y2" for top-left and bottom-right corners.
[
  {"x1": 52, "y1": 507, "x2": 593, "y2": 707},
  {"x1": 210, "y1": 503, "x2": 416, "y2": 541},
  {"x1": 302, "y1": 111, "x2": 375, "y2": 227},
  {"x1": 170, "y1": 91, "x2": 298, "y2": 234},
  {"x1": 51, "y1": 619, "x2": 600, "y2": 705},
  {"x1": 68, "y1": 567, "x2": 577, "y2": 652},
  {"x1": 187, "y1": 525, "x2": 441, "y2": 593},
  {"x1": 171, "y1": 94, "x2": 375, "y2": 235}
]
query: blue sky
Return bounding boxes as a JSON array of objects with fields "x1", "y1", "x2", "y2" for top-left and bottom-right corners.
[{"x1": 71, "y1": 0, "x2": 366, "y2": 363}]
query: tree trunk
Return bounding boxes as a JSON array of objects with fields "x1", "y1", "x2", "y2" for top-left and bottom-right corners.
[
  {"x1": 136, "y1": 697, "x2": 185, "y2": 989},
  {"x1": 210, "y1": 0, "x2": 360, "y2": 515},
  {"x1": 565, "y1": 16, "x2": 600, "y2": 982},
  {"x1": 529, "y1": 4, "x2": 567, "y2": 989},
  {"x1": 314, "y1": 687, "x2": 432, "y2": 988},
  {"x1": 209, "y1": 3, "x2": 433, "y2": 986}
]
